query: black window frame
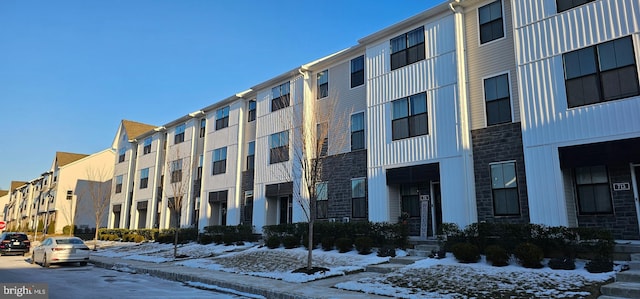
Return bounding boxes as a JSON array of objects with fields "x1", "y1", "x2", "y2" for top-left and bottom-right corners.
[
  {"x1": 315, "y1": 182, "x2": 328, "y2": 219},
  {"x1": 212, "y1": 147, "x2": 227, "y2": 175},
  {"x1": 556, "y1": 0, "x2": 595, "y2": 13},
  {"x1": 351, "y1": 112, "x2": 365, "y2": 151},
  {"x1": 563, "y1": 36, "x2": 639, "y2": 108},
  {"x1": 484, "y1": 73, "x2": 512, "y2": 125},
  {"x1": 140, "y1": 168, "x2": 149, "y2": 189},
  {"x1": 575, "y1": 165, "x2": 613, "y2": 215},
  {"x1": 479, "y1": 0, "x2": 504, "y2": 44},
  {"x1": 271, "y1": 82, "x2": 291, "y2": 112},
  {"x1": 215, "y1": 106, "x2": 230, "y2": 130},
  {"x1": 174, "y1": 124, "x2": 185, "y2": 144},
  {"x1": 390, "y1": 27, "x2": 425, "y2": 70},
  {"x1": 317, "y1": 70, "x2": 328, "y2": 99},
  {"x1": 199, "y1": 118, "x2": 206, "y2": 138},
  {"x1": 246, "y1": 141, "x2": 255, "y2": 170},
  {"x1": 490, "y1": 162, "x2": 520, "y2": 216},
  {"x1": 247, "y1": 100, "x2": 256, "y2": 122},
  {"x1": 118, "y1": 147, "x2": 126, "y2": 163},
  {"x1": 115, "y1": 175, "x2": 123, "y2": 194},
  {"x1": 391, "y1": 92, "x2": 428, "y2": 141},
  {"x1": 270, "y1": 131, "x2": 289, "y2": 164},
  {"x1": 350, "y1": 55, "x2": 365, "y2": 88},
  {"x1": 351, "y1": 178, "x2": 367, "y2": 218},
  {"x1": 170, "y1": 159, "x2": 183, "y2": 183},
  {"x1": 143, "y1": 137, "x2": 152, "y2": 155}
]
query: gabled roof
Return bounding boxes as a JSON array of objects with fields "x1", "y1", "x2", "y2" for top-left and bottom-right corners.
[
  {"x1": 122, "y1": 120, "x2": 156, "y2": 140},
  {"x1": 56, "y1": 152, "x2": 89, "y2": 167},
  {"x1": 10, "y1": 181, "x2": 27, "y2": 192},
  {"x1": 0, "y1": 190, "x2": 8, "y2": 197}
]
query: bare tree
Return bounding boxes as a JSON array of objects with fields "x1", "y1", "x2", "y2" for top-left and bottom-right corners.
[
  {"x1": 58, "y1": 184, "x2": 81, "y2": 236},
  {"x1": 85, "y1": 167, "x2": 113, "y2": 250},
  {"x1": 275, "y1": 87, "x2": 350, "y2": 272},
  {"x1": 164, "y1": 147, "x2": 192, "y2": 259}
]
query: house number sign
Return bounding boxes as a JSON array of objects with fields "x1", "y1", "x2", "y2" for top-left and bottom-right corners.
[{"x1": 613, "y1": 183, "x2": 630, "y2": 191}]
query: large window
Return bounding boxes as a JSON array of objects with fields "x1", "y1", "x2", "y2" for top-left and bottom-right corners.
[
  {"x1": 271, "y1": 82, "x2": 290, "y2": 112},
  {"x1": 200, "y1": 118, "x2": 206, "y2": 138},
  {"x1": 556, "y1": 0, "x2": 595, "y2": 13},
  {"x1": 316, "y1": 182, "x2": 328, "y2": 219},
  {"x1": 392, "y1": 93, "x2": 428, "y2": 140},
  {"x1": 484, "y1": 73, "x2": 512, "y2": 125},
  {"x1": 213, "y1": 147, "x2": 227, "y2": 175},
  {"x1": 491, "y1": 162, "x2": 519, "y2": 216},
  {"x1": 351, "y1": 178, "x2": 367, "y2": 218},
  {"x1": 170, "y1": 159, "x2": 182, "y2": 183},
  {"x1": 118, "y1": 147, "x2": 126, "y2": 163},
  {"x1": 115, "y1": 175, "x2": 123, "y2": 193},
  {"x1": 317, "y1": 122, "x2": 328, "y2": 157},
  {"x1": 351, "y1": 112, "x2": 365, "y2": 151},
  {"x1": 479, "y1": 0, "x2": 504, "y2": 44},
  {"x1": 317, "y1": 70, "x2": 328, "y2": 99},
  {"x1": 563, "y1": 36, "x2": 639, "y2": 108},
  {"x1": 174, "y1": 124, "x2": 185, "y2": 144},
  {"x1": 351, "y1": 55, "x2": 365, "y2": 88},
  {"x1": 248, "y1": 100, "x2": 256, "y2": 122},
  {"x1": 143, "y1": 137, "x2": 152, "y2": 155},
  {"x1": 246, "y1": 141, "x2": 255, "y2": 170},
  {"x1": 390, "y1": 27, "x2": 425, "y2": 70},
  {"x1": 215, "y1": 106, "x2": 230, "y2": 130},
  {"x1": 140, "y1": 168, "x2": 149, "y2": 189},
  {"x1": 270, "y1": 131, "x2": 289, "y2": 164},
  {"x1": 575, "y1": 165, "x2": 612, "y2": 214}
]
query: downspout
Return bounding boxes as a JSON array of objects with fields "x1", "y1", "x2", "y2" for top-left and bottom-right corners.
[{"x1": 450, "y1": 1, "x2": 478, "y2": 225}]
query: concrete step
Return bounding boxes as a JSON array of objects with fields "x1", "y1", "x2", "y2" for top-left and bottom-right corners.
[
  {"x1": 628, "y1": 261, "x2": 640, "y2": 271},
  {"x1": 616, "y1": 270, "x2": 640, "y2": 283},
  {"x1": 414, "y1": 244, "x2": 440, "y2": 252},
  {"x1": 600, "y1": 282, "x2": 640, "y2": 298},
  {"x1": 598, "y1": 295, "x2": 634, "y2": 299},
  {"x1": 365, "y1": 263, "x2": 404, "y2": 273},
  {"x1": 389, "y1": 255, "x2": 424, "y2": 265},
  {"x1": 630, "y1": 253, "x2": 640, "y2": 261},
  {"x1": 406, "y1": 248, "x2": 430, "y2": 257}
]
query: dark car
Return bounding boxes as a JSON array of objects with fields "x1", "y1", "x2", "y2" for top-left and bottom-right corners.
[{"x1": 0, "y1": 232, "x2": 31, "y2": 256}]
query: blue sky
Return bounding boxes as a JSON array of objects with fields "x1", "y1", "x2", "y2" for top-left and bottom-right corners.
[{"x1": 0, "y1": 0, "x2": 441, "y2": 189}]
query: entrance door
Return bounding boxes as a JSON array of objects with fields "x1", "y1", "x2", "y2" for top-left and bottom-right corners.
[
  {"x1": 430, "y1": 182, "x2": 442, "y2": 236},
  {"x1": 279, "y1": 196, "x2": 292, "y2": 224},
  {"x1": 631, "y1": 164, "x2": 640, "y2": 236}
]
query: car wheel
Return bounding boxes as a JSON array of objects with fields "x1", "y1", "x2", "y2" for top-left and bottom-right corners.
[
  {"x1": 43, "y1": 254, "x2": 50, "y2": 268},
  {"x1": 79, "y1": 261, "x2": 87, "y2": 266}
]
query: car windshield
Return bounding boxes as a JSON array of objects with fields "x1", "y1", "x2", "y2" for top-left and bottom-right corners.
[
  {"x1": 55, "y1": 238, "x2": 84, "y2": 245},
  {"x1": 7, "y1": 234, "x2": 27, "y2": 241}
]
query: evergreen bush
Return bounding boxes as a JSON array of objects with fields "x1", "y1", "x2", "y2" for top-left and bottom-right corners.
[
  {"x1": 485, "y1": 244, "x2": 509, "y2": 267},
  {"x1": 354, "y1": 237, "x2": 373, "y2": 255},
  {"x1": 514, "y1": 242, "x2": 544, "y2": 269},
  {"x1": 451, "y1": 242, "x2": 480, "y2": 263},
  {"x1": 265, "y1": 235, "x2": 281, "y2": 249},
  {"x1": 335, "y1": 237, "x2": 353, "y2": 253}
]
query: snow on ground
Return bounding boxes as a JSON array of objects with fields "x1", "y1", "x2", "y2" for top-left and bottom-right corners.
[{"x1": 94, "y1": 241, "x2": 619, "y2": 298}]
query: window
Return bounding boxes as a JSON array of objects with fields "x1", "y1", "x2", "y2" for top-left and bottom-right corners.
[
  {"x1": 479, "y1": 0, "x2": 504, "y2": 44},
  {"x1": 317, "y1": 122, "x2": 328, "y2": 157},
  {"x1": 576, "y1": 165, "x2": 612, "y2": 214},
  {"x1": 484, "y1": 73, "x2": 512, "y2": 125},
  {"x1": 351, "y1": 112, "x2": 365, "y2": 151},
  {"x1": 66, "y1": 190, "x2": 72, "y2": 200},
  {"x1": 196, "y1": 154, "x2": 203, "y2": 180},
  {"x1": 491, "y1": 162, "x2": 519, "y2": 216},
  {"x1": 243, "y1": 191, "x2": 253, "y2": 223},
  {"x1": 118, "y1": 147, "x2": 126, "y2": 163},
  {"x1": 143, "y1": 137, "x2": 152, "y2": 155},
  {"x1": 213, "y1": 147, "x2": 227, "y2": 175},
  {"x1": 270, "y1": 131, "x2": 289, "y2": 164},
  {"x1": 390, "y1": 27, "x2": 425, "y2": 70},
  {"x1": 557, "y1": 0, "x2": 595, "y2": 13},
  {"x1": 200, "y1": 118, "x2": 206, "y2": 138},
  {"x1": 216, "y1": 106, "x2": 230, "y2": 130},
  {"x1": 351, "y1": 178, "x2": 367, "y2": 218},
  {"x1": 170, "y1": 159, "x2": 182, "y2": 183},
  {"x1": 563, "y1": 36, "x2": 639, "y2": 108},
  {"x1": 246, "y1": 141, "x2": 255, "y2": 170},
  {"x1": 174, "y1": 124, "x2": 185, "y2": 144},
  {"x1": 140, "y1": 168, "x2": 149, "y2": 189},
  {"x1": 317, "y1": 70, "x2": 328, "y2": 99},
  {"x1": 248, "y1": 100, "x2": 256, "y2": 122},
  {"x1": 316, "y1": 182, "x2": 328, "y2": 219},
  {"x1": 351, "y1": 55, "x2": 365, "y2": 88},
  {"x1": 392, "y1": 93, "x2": 428, "y2": 140},
  {"x1": 115, "y1": 175, "x2": 123, "y2": 193},
  {"x1": 271, "y1": 82, "x2": 290, "y2": 112}
]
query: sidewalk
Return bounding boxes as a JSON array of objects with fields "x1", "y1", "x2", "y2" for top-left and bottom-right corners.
[{"x1": 89, "y1": 255, "x2": 391, "y2": 299}]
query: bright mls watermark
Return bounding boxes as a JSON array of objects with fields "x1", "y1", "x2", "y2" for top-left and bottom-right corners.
[{"x1": 0, "y1": 284, "x2": 48, "y2": 299}]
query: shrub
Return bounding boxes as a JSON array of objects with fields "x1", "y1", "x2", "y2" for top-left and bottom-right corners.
[
  {"x1": 377, "y1": 245, "x2": 396, "y2": 257},
  {"x1": 199, "y1": 234, "x2": 214, "y2": 245},
  {"x1": 321, "y1": 237, "x2": 335, "y2": 251},
  {"x1": 585, "y1": 259, "x2": 613, "y2": 273},
  {"x1": 223, "y1": 234, "x2": 236, "y2": 246},
  {"x1": 132, "y1": 234, "x2": 145, "y2": 243},
  {"x1": 265, "y1": 235, "x2": 281, "y2": 249},
  {"x1": 354, "y1": 237, "x2": 373, "y2": 255},
  {"x1": 212, "y1": 234, "x2": 223, "y2": 244},
  {"x1": 485, "y1": 245, "x2": 509, "y2": 267},
  {"x1": 548, "y1": 257, "x2": 576, "y2": 270},
  {"x1": 63, "y1": 225, "x2": 72, "y2": 235},
  {"x1": 451, "y1": 242, "x2": 480, "y2": 263},
  {"x1": 282, "y1": 235, "x2": 299, "y2": 249},
  {"x1": 514, "y1": 242, "x2": 544, "y2": 269},
  {"x1": 335, "y1": 237, "x2": 353, "y2": 253},
  {"x1": 47, "y1": 221, "x2": 56, "y2": 234}
]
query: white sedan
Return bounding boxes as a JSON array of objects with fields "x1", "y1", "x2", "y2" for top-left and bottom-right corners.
[{"x1": 32, "y1": 237, "x2": 91, "y2": 267}]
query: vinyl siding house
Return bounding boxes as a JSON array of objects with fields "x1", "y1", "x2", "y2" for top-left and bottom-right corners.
[{"x1": 513, "y1": 0, "x2": 640, "y2": 239}]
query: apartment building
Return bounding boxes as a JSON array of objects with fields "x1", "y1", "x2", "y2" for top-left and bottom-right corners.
[
  {"x1": 0, "y1": 189, "x2": 8, "y2": 222},
  {"x1": 513, "y1": 0, "x2": 640, "y2": 239}
]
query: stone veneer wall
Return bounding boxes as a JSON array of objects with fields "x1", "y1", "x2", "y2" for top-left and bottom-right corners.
[
  {"x1": 320, "y1": 150, "x2": 368, "y2": 221},
  {"x1": 472, "y1": 122, "x2": 530, "y2": 224}
]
